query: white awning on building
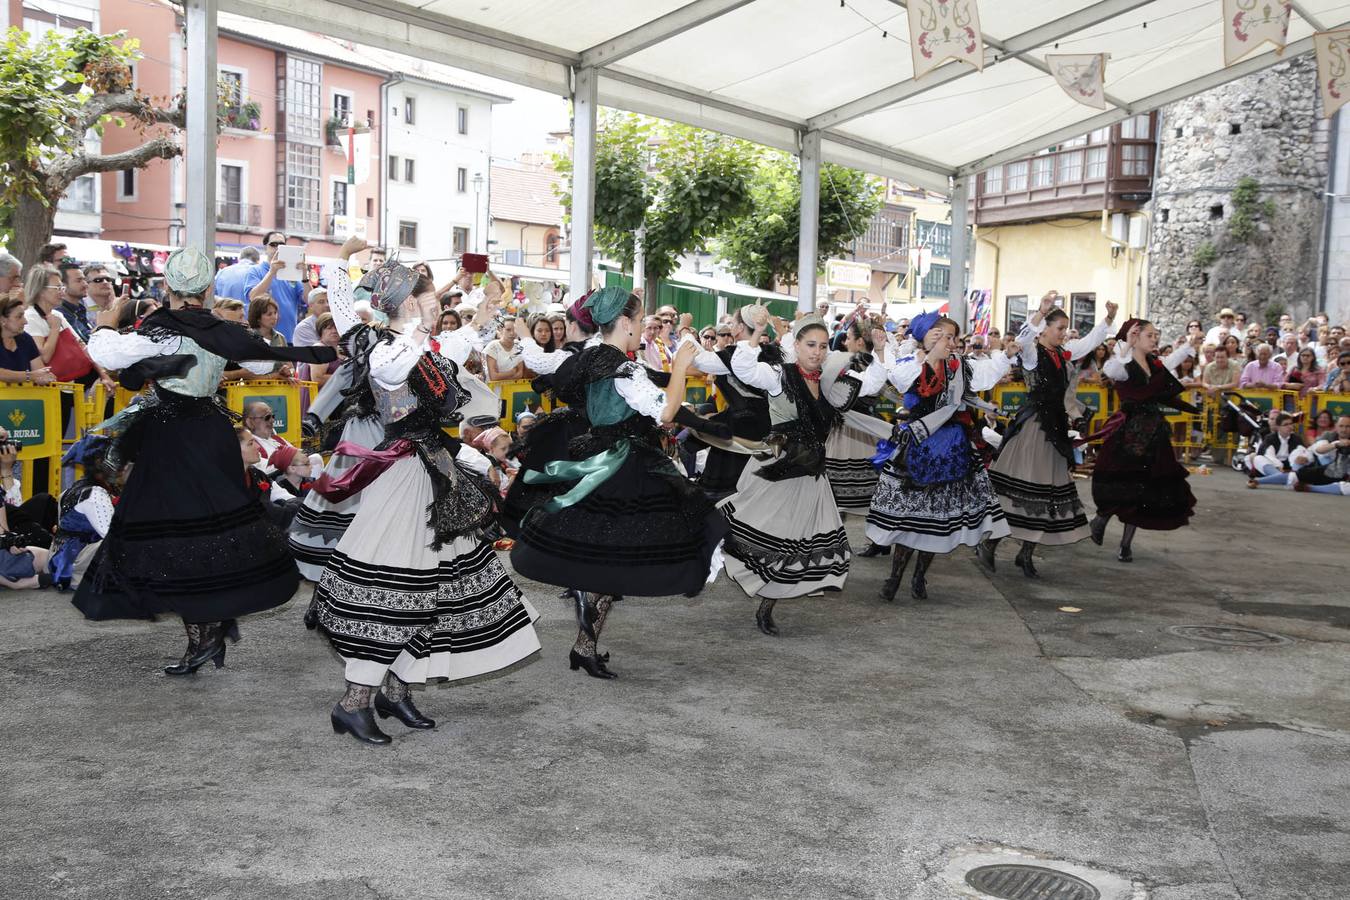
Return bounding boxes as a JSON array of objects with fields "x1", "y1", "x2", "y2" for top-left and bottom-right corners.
[{"x1": 215, "y1": 0, "x2": 1348, "y2": 191}]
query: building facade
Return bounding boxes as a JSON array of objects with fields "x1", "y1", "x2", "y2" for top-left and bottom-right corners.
[
  {"x1": 970, "y1": 113, "x2": 1157, "y2": 335},
  {"x1": 488, "y1": 160, "x2": 564, "y2": 269}
]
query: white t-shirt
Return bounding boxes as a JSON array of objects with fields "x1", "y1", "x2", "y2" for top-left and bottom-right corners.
[
  {"x1": 24, "y1": 305, "x2": 74, "y2": 339},
  {"x1": 483, "y1": 339, "x2": 521, "y2": 377}
]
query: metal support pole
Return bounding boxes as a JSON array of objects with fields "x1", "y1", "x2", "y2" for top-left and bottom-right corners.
[
  {"x1": 568, "y1": 66, "x2": 598, "y2": 298},
  {"x1": 947, "y1": 175, "x2": 971, "y2": 330},
  {"x1": 797, "y1": 130, "x2": 821, "y2": 314},
  {"x1": 184, "y1": 0, "x2": 218, "y2": 257}
]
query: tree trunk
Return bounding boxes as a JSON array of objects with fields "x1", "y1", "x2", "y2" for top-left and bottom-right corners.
[
  {"x1": 12, "y1": 194, "x2": 59, "y2": 271},
  {"x1": 643, "y1": 271, "x2": 660, "y2": 313}
]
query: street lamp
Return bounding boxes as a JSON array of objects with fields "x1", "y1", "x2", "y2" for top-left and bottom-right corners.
[{"x1": 472, "y1": 172, "x2": 484, "y2": 253}]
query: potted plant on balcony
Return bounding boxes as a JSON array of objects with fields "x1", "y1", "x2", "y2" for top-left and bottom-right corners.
[
  {"x1": 326, "y1": 115, "x2": 347, "y2": 148},
  {"x1": 217, "y1": 98, "x2": 261, "y2": 132}
]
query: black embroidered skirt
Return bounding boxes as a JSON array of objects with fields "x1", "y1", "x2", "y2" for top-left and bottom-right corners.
[
  {"x1": 511, "y1": 440, "x2": 726, "y2": 597},
  {"x1": 73, "y1": 393, "x2": 300, "y2": 623},
  {"x1": 1091, "y1": 409, "x2": 1195, "y2": 530},
  {"x1": 989, "y1": 419, "x2": 1089, "y2": 544},
  {"x1": 499, "y1": 408, "x2": 587, "y2": 538}
]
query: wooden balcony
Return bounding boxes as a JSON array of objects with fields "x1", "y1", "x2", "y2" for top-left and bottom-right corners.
[{"x1": 974, "y1": 113, "x2": 1157, "y2": 226}]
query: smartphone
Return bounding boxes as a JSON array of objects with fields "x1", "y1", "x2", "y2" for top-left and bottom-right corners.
[{"x1": 462, "y1": 253, "x2": 489, "y2": 274}]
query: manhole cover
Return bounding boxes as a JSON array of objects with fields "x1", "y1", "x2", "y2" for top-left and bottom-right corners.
[
  {"x1": 1167, "y1": 624, "x2": 1293, "y2": 647},
  {"x1": 965, "y1": 864, "x2": 1101, "y2": 900}
]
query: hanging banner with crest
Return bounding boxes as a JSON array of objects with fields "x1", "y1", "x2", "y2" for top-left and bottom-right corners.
[
  {"x1": 1046, "y1": 53, "x2": 1109, "y2": 109},
  {"x1": 908, "y1": 0, "x2": 984, "y2": 79},
  {"x1": 1223, "y1": 0, "x2": 1292, "y2": 65}
]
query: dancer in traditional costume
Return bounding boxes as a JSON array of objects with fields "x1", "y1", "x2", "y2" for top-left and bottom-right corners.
[
  {"x1": 74, "y1": 248, "x2": 336, "y2": 674},
  {"x1": 719, "y1": 316, "x2": 884, "y2": 635},
  {"x1": 823, "y1": 318, "x2": 896, "y2": 519},
  {"x1": 980, "y1": 293, "x2": 1117, "y2": 577},
  {"x1": 510, "y1": 288, "x2": 728, "y2": 678},
  {"x1": 1089, "y1": 320, "x2": 1200, "y2": 561},
  {"x1": 311, "y1": 260, "x2": 539, "y2": 746},
  {"x1": 865, "y1": 311, "x2": 1014, "y2": 602}
]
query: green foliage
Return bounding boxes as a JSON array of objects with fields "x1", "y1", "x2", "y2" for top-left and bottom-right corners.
[
  {"x1": 1192, "y1": 241, "x2": 1218, "y2": 269},
  {"x1": 1264, "y1": 301, "x2": 1285, "y2": 326},
  {"x1": 1227, "y1": 176, "x2": 1272, "y2": 244},
  {"x1": 715, "y1": 156, "x2": 882, "y2": 289},
  {"x1": 555, "y1": 113, "x2": 756, "y2": 282},
  {"x1": 0, "y1": 26, "x2": 140, "y2": 245}
]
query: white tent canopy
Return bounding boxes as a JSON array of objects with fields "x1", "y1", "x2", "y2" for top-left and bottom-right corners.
[{"x1": 183, "y1": 0, "x2": 1350, "y2": 318}]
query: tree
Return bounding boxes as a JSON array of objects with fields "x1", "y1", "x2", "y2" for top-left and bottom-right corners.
[
  {"x1": 0, "y1": 27, "x2": 184, "y2": 268},
  {"x1": 556, "y1": 112, "x2": 757, "y2": 304},
  {"x1": 715, "y1": 155, "x2": 883, "y2": 291}
]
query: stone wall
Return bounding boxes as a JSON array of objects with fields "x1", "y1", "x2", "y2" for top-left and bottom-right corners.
[{"x1": 1146, "y1": 56, "x2": 1328, "y2": 340}]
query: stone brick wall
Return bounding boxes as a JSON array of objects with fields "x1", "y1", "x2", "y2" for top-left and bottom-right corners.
[{"x1": 1146, "y1": 57, "x2": 1329, "y2": 340}]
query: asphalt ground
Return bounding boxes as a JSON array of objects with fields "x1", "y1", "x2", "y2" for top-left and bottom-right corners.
[{"x1": 1, "y1": 467, "x2": 1345, "y2": 899}]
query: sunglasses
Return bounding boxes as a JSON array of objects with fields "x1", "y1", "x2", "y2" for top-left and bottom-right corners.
[
  {"x1": 267, "y1": 241, "x2": 286, "y2": 248},
  {"x1": 89, "y1": 277, "x2": 114, "y2": 284},
  {"x1": 249, "y1": 413, "x2": 275, "y2": 422}
]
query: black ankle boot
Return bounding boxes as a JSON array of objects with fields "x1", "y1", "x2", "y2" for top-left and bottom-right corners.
[
  {"x1": 755, "y1": 598, "x2": 779, "y2": 635},
  {"x1": 858, "y1": 542, "x2": 891, "y2": 558},
  {"x1": 303, "y1": 598, "x2": 320, "y2": 630},
  {"x1": 1089, "y1": 516, "x2": 1107, "y2": 546},
  {"x1": 330, "y1": 703, "x2": 392, "y2": 745},
  {"x1": 1014, "y1": 543, "x2": 1039, "y2": 578},
  {"x1": 911, "y1": 553, "x2": 934, "y2": 601},
  {"x1": 164, "y1": 627, "x2": 226, "y2": 676},
  {"x1": 374, "y1": 691, "x2": 436, "y2": 729},
  {"x1": 880, "y1": 549, "x2": 913, "y2": 602},
  {"x1": 976, "y1": 539, "x2": 997, "y2": 572},
  {"x1": 569, "y1": 649, "x2": 618, "y2": 678}
]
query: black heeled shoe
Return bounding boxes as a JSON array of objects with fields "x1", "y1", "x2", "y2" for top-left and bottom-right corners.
[
  {"x1": 911, "y1": 572, "x2": 928, "y2": 601},
  {"x1": 1089, "y1": 516, "x2": 1107, "y2": 546},
  {"x1": 330, "y1": 703, "x2": 392, "y2": 745},
  {"x1": 222, "y1": 619, "x2": 241, "y2": 643},
  {"x1": 302, "y1": 602, "x2": 319, "y2": 631},
  {"x1": 1117, "y1": 546, "x2": 1133, "y2": 563},
  {"x1": 754, "y1": 605, "x2": 779, "y2": 636},
  {"x1": 975, "y1": 540, "x2": 997, "y2": 573},
  {"x1": 569, "y1": 649, "x2": 618, "y2": 679},
  {"x1": 879, "y1": 577, "x2": 901, "y2": 602},
  {"x1": 374, "y1": 691, "x2": 436, "y2": 729},
  {"x1": 164, "y1": 637, "x2": 226, "y2": 676},
  {"x1": 1014, "y1": 547, "x2": 1038, "y2": 579},
  {"x1": 858, "y1": 542, "x2": 891, "y2": 558}
]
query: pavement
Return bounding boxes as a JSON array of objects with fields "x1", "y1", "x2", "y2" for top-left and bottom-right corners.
[{"x1": 0, "y1": 468, "x2": 1346, "y2": 900}]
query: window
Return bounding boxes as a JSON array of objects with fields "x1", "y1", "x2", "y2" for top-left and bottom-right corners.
[
  {"x1": 1210, "y1": 204, "x2": 1225, "y2": 220},
  {"x1": 457, "y1": 106, "x2": 469, "y2": 135},
  {"x1": 916, "y1": 220, "x2": 951, "y2": 258},
  {"x1": 59, "y1": 174, "x2": 96, "y2": 213},
  {"x1": 921, "y1": 263, "x2": 950, "y2": 297},
  {"x1": 1058, "y1": 149, "x2": 1084, "y2": 184},
  {"x1": 545, "y1": 231, "x2": 560, "y2": 264},
  {"x1": 398, "y1": 220, "x2": 417, "y2": 249},
  {"x1": 117, "y1": 168, "x2": 137, "y2": 201},
  {"x1": 218, "y1": 69, "x2": 244, "y2": 109},
  {"x1": 404, "y1": 158, "x2": 415, "y2": 184},
  {"x1": 331, "y1": 179, "x2": 348, "y2": 217},
  {"x1": 457, "y1": 167, "x2": 468, "y2": 193},
  {"x1": 983, "y1": 165, "x2": 1003, "y2": 194},
  {"x1": 285, "y1": 56, "x2": 322, "y2": 142},
  {"x1": 1161, "y1": 209, "x2": 1170, "y2": 223},
  {"x1": 1031, "y1": 156, "x2": 1054, "y2": 188},
  {"x1": 366, "y1": 197, "x2": 374, "y2": 217},
  {"x1": 1006, "y1": 295, "x2": 1029, "y2": 333},
  {"x1": 388, "y1": 155, "x2": 400, "y2": 182},
  {"x1": 1060, "y1": 135, "x2": 1088, "y2": 149},
  {"x1": 1120, "y1": 144, "x2": 1151, "y2": 177},
  {"x1": 404, "y1": 96, "x2": 416, "y2": 126},
  {"x1": 1005, "y1": 160, "x2": 1029, "y2": 192},
  {"x1": 285, "y1": 143, "x2": 321, "y2": 234},
  {"x1": 1119, "y1": 113, "x2": 1151, "y2": 140},
  {"x1": 332, "y1": 91, "x2": 353, "y2": 126},
  {"x1": 1088, "y1": 127, "x2": 1111, "y2": 144},
  {"x1": 1086, "y1": 147, "x2": 1108, "y2": 179},
  {"x1": 1070, "y1": 293, "x2": 1097, "y2": 334},
  {"x1": 219, "y1": 164, "x2": 243, "y2": 224},
  {"x1": 453, "y1": 227, "x2": 469, "y2": 255}
]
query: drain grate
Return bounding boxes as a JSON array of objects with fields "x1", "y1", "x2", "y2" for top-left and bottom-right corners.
[
  {"x1": 1167, "y1": 624, "x2": 1293, "y2": 647},
  {"x1": 964, "y1": 864, "x2": 1101, "y2": 900}
]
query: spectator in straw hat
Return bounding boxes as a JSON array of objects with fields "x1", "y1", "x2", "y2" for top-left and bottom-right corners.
[{"x1": 1205, "y1": 307, "x2": 1239, "y2": 348}]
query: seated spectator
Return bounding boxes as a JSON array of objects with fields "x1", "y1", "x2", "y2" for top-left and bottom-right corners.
[
  {"x1": 1246, "y1": 413, "x2": 1307, "y2": 488},
  {"x1": 1294, "y1": 415, "x2": 1350, "y2": 495},
  {"x1": 515, "y1": 410, "x2": 538, "y2": 437},
  {"x1": 1200, "y1": 345, "x2": 1242, "y2": 394},
  {"x1": 45, "y1": 434, "x2": 118, "y2": 590},
  {"x1": 1239, "y1": 343, "x2": 1285, "y2": 389},
  {"x1": 473, "y1": 426, "x2": 518, "y2": 497},
  {"x1": 243, "y1": 401, "x2": 295, "y2": 474},
  {"x1": 0, "y1": 428, "x2": 57, "y2": 546},
  {"x1": 238, "y1": 425, "x2": 301, "y2": 527},
  {"x1": 1306, "y1": 409, "x2": 1336, "y2": 444},
  {"x1": 266, "y1": 444, "x2": 319, "y2": 499},
  {"x1": 1282, "y1": 347, "x2": 1324, "y2": 397},
  {"x1": 1324, "y1": 350, "x2": 1350, "y2": 393}
]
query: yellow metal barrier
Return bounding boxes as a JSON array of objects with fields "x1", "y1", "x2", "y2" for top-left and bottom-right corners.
[
  {"x1": 223, "y1": 379, "x2": 316, "y2": 445},
  {"x1": 1308, "y1": 392, "x2": 1350, "y2": 420},
  {"x1": 494, "y1": 378, "x2": 541, "y2": 431},
  {"x1": 0, "y1": 383, "x2": 66, "y2": 499}
]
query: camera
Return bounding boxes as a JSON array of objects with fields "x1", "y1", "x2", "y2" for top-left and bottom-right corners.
[{"x1": 1, "y1": 440, "x2": 20, "y2": 453}]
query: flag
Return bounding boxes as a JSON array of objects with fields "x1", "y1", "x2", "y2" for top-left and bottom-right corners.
[
  {"x1": 1046, "y1": 53, "x2": 1108, "y2": 110},
  {"x1": 1223, "y1": 0, "x2": 1292, "y2": 65},
  {"x1": 908, "y1": 0, "x2": 984, "y2": 79},
  {"x1": 1315, "y1": 29, "x2": 1350, "y2": 118}
]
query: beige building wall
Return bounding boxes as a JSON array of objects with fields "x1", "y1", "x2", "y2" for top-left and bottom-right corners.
[
  {"x1": 493, "y1": 219, "x2": 562, "y2": 268},
  {"x1": 972, "y1": 215, "x2": 1150, "y2": 334}
]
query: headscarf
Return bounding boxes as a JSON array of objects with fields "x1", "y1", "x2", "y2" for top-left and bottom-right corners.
[
  {"x1": 358, "y1": 260, "x2": 419, "y2": 317},
  {"x1": 163, "y1": 247, "x2": 214, "y2": 296},
  {"x1": 582, "y1": 286, "x2": 631, "y2": 326}
]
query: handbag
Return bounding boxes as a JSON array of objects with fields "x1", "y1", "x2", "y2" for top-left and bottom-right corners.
[{"x1": 48, "y1": 326, "x2": 95, "y2": 382}]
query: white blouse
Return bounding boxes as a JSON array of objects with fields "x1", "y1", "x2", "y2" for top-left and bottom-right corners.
[{"x1": 614, "y1": 360, "x2": 668, "y2": 424}]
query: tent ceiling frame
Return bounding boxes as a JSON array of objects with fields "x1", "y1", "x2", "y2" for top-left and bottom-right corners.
[
  {"x1": 956, "y1": 31, "x2": 1331, "y2": 175},
  {"x1": 808, "y1": 0, "x2": 1154, "y2": 131},
  {"x1": 579, "y1": 0, "x2": 760, "y2": 68}
]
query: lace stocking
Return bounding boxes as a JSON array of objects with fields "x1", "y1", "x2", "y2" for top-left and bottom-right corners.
[
  {"x1": 339, "y1": 682, "x2": 375, "y2": 712},
  {"x1": 572, "y1": 594, "x2": 614, "y2": 658},
  {"x1": 182, "y1": 621, "x2": 204, "y2": 649},
  {"x1": 382, "y1": 671, "x2": 411, "y2": 703},
  {"x1": 1120, "y1": 524, "x2": 1138, "y2": 553},
  {"x1": 890, "y1": 546, "x2": 915, "y2": 579},
  {"x1": 756, "y1": 596, "x2": 778, "y2": 622}
]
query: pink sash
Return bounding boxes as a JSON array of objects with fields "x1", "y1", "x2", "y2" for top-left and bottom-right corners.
[{"x1": 312, "y1": 439, "x2": 414, "y2": 501}]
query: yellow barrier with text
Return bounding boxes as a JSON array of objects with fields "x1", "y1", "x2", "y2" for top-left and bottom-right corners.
[
  {"x1": 224, "y1": 380, "x2": 316, "y2": 445},
  {"x1": 0, "y1": 383, "x2": 65, "y2": 498}
]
